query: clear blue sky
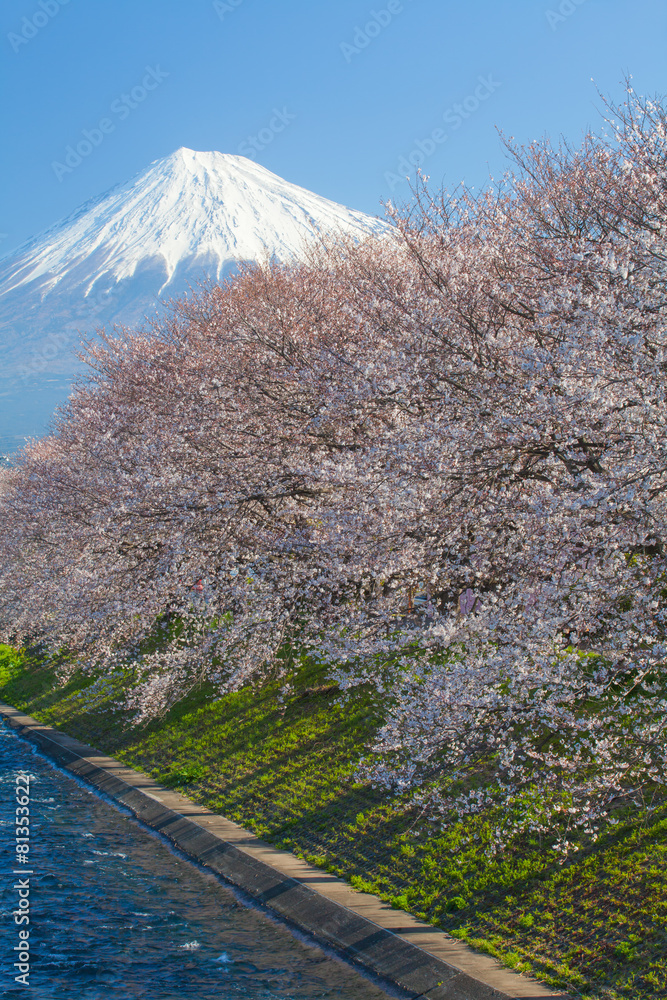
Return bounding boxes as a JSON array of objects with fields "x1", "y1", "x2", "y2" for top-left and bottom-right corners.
[{"x1": 1, "y1": 0, "x2": 666, "y2": 256}]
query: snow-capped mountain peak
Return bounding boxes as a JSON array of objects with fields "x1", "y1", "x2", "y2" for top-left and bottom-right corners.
[
  {"x1": 0, "y1": 148, "x2": 387, "y2": 450},
  {"x1": 0, "y1": 148, "x2": 385, "y2": 303}
]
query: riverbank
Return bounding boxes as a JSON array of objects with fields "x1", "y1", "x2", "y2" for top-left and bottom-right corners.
[
  {"x1": 1, "y1": 645, "x2": 665, "y2": 999},
  {"x1": 0, "y1": 717, "x2": 395, "y2": 1000},
  {"x1": 0, "y1": 702, "x2": 565, "y2": 1000}
]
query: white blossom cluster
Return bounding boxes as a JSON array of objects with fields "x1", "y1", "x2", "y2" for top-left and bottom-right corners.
[{"x1": 1, "y1": 89, "x2": 667, "y2": 849}]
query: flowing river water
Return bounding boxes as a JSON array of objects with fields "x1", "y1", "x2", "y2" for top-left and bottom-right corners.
[{"x1": 0, "y1": 723, "x2": 394, "y2": 999}]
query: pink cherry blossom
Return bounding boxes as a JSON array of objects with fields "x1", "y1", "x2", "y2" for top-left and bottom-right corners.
[{"x1": 1, "y1": 87, "x2": 666, "y2": 848}]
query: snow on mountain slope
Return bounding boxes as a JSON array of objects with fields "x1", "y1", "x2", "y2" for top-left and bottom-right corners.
[
  {"x1": 0, "y1": 149, "x2": 387, "y2": 450},
  {"x1": 0, "y1": 148, "x2": 385, "y2": 308}
]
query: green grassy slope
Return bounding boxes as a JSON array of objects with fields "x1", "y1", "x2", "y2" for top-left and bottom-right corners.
[{"x1": 1, "y1": 644, "x2": 666, "y2": 999}]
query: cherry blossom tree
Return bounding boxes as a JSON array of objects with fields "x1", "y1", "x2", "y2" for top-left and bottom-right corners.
[{"x1": 1, "y1": 87, "x2": 667, "y2": 848}]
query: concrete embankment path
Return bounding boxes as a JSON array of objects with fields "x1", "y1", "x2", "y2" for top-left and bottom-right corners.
[{"x1": 0, "y1": 703, "x2": 572, "y2": 1000}]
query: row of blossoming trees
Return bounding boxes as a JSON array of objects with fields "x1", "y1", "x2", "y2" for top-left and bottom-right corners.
[{"x1": 1, "y1": 91, "x2": 667, "y2": 848}]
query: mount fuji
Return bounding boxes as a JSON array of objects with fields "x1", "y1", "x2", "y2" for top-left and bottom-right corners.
[{"x1": 0, "y1": 148, "x2": 387, "y2": 451}]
